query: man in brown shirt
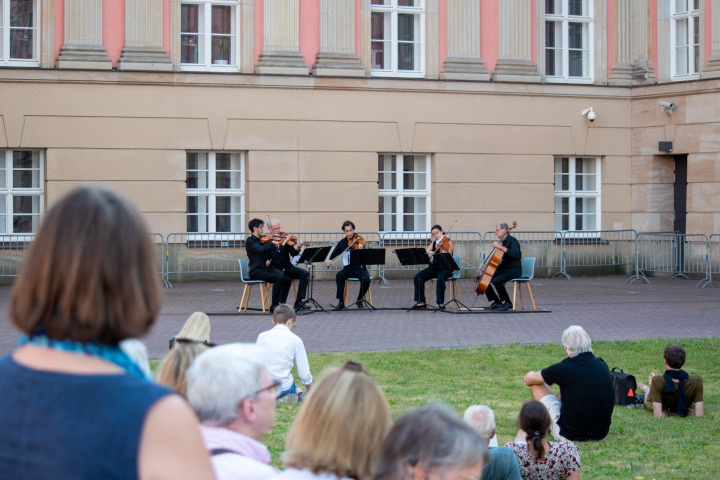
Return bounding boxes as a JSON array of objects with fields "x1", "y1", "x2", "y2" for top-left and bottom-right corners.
[{"x1": 638, "y1": 344, "x2": 704, "y2": 418}]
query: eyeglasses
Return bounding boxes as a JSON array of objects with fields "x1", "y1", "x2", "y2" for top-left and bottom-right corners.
[
  {"x1": 174, "y1": 338, "x2": 217, "y2": 348},
  {"x1": 253, "y1": 379, "x2": 281, "y2": 397}
]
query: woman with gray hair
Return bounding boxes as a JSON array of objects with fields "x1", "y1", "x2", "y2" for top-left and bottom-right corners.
[
  {"x1": 372, "y1": 404, "x2": 487, "y2": 480},
  {"x1": 186, "y1": 343, "x2": 279, "y2": 480}
]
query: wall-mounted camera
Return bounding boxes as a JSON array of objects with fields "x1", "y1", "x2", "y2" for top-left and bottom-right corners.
[
  {"x1": 659, "y1": 101, "x2": 676, "y2": 114},
  {"x1": 581, "y1": 107, "x2": 596, "y2": 122}
]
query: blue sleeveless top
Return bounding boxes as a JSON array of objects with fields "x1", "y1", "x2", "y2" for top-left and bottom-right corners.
[{"x1": 0, "y1": 354, "x2": 172, "y2": 480}]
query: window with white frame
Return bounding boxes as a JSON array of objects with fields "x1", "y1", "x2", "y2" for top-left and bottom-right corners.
[
  {"x1": 378, "y1": 154, "x2": 430, "y2": 233},
  {"x1": 180, "y1": 0, "x2": 237, "y2": 70},
  {"x1": 544, "y1": 0, "x2": 593, "y2": 82},
  {"x1": 370, "y1": 0, "x2": 424, "y2": 77},
  {"x1": 0, "y1": 0, "x2": 38, "y2": 67},
  {"x1": 554, "y1": 157, "x2": 600, "y2": 232},
  {"x1": 671, "y1": 0, "x2": 700, "y2": 80},
  {"x1": 0, "y1": 150, "x2": 43, "y2": 234},
  {"x1": 186, "y1": 152, "x2": 244, "y2": 234}
]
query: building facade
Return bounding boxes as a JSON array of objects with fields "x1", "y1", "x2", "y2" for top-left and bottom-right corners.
[{"x1": 0, "y1": 0, "x2": 719, "y2": 238}]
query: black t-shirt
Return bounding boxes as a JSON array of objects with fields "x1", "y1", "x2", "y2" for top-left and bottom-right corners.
[{"x1": 541, "y1": 352, "x2": 615, "y2": 441}]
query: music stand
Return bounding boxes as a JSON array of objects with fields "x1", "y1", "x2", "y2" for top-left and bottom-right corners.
[
  {"x1": 297, "y1": 245, "x2": 332, "y2": 313},
  {"x1": 395, "y1": 248, "x2": 433, "y2": 311},
  {"x1": 349, "y1": 248, "x2": 386, "y2": 310},
  {"x1": 433, "y1": 253, "x2": 469, "y2": 312}
]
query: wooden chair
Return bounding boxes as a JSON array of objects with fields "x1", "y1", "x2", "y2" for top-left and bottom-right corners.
[
  {"x1": 510, "y1": 257, "x2": 537, "y2": 310},
  {"x1": 343, "y1": 276, "x2": 374, "y2": 307},
  {"x1": 237, "y1": 259, "x2": 270, "y2": 313}
]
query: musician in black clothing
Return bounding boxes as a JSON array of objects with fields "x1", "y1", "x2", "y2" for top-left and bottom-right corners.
[
  {"x1": 268, "y1": 218, "x2": 310, "y2": 310},
  {"x1": 245, "y1": 218, "x2": 291, "y2": 313},
  {"x1": 482, "y1": 223, "x2": 522, "y2": 311},
  {"x1": 325, "y1": 220, "x2": 370, "y2": 311}
]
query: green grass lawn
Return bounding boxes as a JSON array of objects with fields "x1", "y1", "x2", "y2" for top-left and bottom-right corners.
[{"x1": 264, "y1": 337, "x2": 719, "y2": 480}]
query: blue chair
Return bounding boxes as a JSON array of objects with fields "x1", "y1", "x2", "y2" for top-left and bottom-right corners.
[
  {"x1": 429, "y1": 255, "x2": 463, "y2": 305},
  {"x1": 510, "y1": 257, "x2": 536, "y2": 310},
  {"x1": 343, "y1": 276, "x2": 374, "y2": 307},
  {"x1": 237, "y1": 259, "x2": 269, "y2": 313}
]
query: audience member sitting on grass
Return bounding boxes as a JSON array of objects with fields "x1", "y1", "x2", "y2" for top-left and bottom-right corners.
[
  {"x1": 158, "y1": 338, "x2": 213, "y2": 396},
  {"x1": 169, "y1": 311, "x2": 212, "y2": 349},
  {"x1": 371, "y1": 404, "x2": 488, "y2": 480},
  {"x1": 637, "y1": 343, "x2": 704, "y2": 418},
  {"x1": 0, "y1": 186, "x2": 214, "y2": 480},
  {"x1": 464, "y1": 405, "x2": 522, "y2": 480},
  {"x1": 187, "y1": 343, "x2": 279, "y2": 480},
  {"x1": 504, "y1": 401, "x2": 580, "y2": 480},
  {"x1": 273, "y1": 361, "x2": 391, "y2": 480},
  {"x1": 523, "y1": 325, "x2": 615, "y2": 441},
  {"x1": 257, "y1": 304, "x2": 313, "y2": 403}
]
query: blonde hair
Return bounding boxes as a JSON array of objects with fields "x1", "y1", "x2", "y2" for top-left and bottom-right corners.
[
  {"x1": 176, "y1": 312, "x2": 211, "y2": 342},
  {"x1": 157, "y1": 341, "x2": 210, "y2": 396},
  {"x1": 283, "y1": 365, "x2": 391, "y2": 480}
]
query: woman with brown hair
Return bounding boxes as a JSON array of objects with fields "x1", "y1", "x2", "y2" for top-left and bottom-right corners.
[
  {"x1": 158, "y1": 339, "x2": 212, "y2": 396},
  {"x1": 0, "y1": 186, "x2": 214, "y2": 480},
  {"x1": 504, "y1": 401, "x2": 580, "y2": 480},
  {"x1": 274, "y1": 361, "x2": 391, "y2": 480}
]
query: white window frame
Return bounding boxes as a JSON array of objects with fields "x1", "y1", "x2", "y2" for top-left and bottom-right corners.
[
  {"x1": 180, "y1": 0, "x2": 239, "y2": 72},
  {"x1": 544, "y1": 0, "x2": 593, "y2": 83},
  {"x1": 186, "y1": 151, "x2": 245, "y2": 239},
  {"x1": 553, "y1": 156, "x2": 601, "y2": 234},
  {"x1": 378, "y1": 153, "x2": 431, "y2": 236},
  {"x1": 0, "y1": 0, "x2": 39, "y2": 67},
  {"x1": 0, "y1": 150, "x2": 44, "y2": 235},
  {"x1": 670, "y1": 0, "x2": 701, "y2": 81},
  {"x1": 370, "y1": 0, "x2": 425, "y2": 78}
]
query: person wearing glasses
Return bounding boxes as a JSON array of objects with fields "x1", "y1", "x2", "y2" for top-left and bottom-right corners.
[
  {"x1": 256, "y1": 304, "x2": 313, "y2": 403},
  {"x1": 187, "y1": 343, "x2": 280, "y2": 480}
]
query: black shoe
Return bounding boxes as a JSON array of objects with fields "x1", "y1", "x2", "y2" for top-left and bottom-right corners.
[
  {"x1": 294, "y1": 303, "x2": 311, "y2": 311},
  {"x1": 489, "y1": 302, "x2": 501, "y2": 310},
  {"x1": 412, "y1": 303, "x2": 428, "y2": 309},
  {"x1": 437, "y1": 304, "x2": 446, "y2": 310},
  {"x1": 498, "y1": 302, "x2": 511, "y2": 311},
  {"x1": 270, "y1": 305, "x2": 277, "y2": 313},
  {"x1": 333, "y1": 303, "x2": 345, "y2": 311},
  {"x1": 356, "y1": 300, "x2": 364, "y2": 309}
]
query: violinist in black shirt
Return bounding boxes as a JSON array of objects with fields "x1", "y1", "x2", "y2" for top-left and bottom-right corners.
[
  {"x1": 245, "y1": 218, "x2": 291, "y2": 313},
  {"x1": 412, "y1": 225, "x2": 454, "y2": 310},
  {"x1": 325, "y1": 220, "x2": 370, "y2": 311},
  {"x1": 267, "y1": 218, "x2": 310, "y2": 310}
]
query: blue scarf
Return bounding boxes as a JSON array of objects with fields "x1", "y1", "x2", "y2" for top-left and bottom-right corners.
[
  {"x1": 18, "y1": 331, "x2": 150, "y2": 381},
  {"x1": 663, "y1": 369, "x2": 690, "y2": 417}
]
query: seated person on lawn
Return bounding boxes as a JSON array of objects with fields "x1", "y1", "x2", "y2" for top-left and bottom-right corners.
[
  {"x1": 523, "y1": 325, "x2": 615, "y2": 442},
  {"x1": 638, "y1": 343, "x2": 703, "y2": 418}
]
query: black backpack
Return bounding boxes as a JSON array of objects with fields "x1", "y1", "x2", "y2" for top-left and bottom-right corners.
[{"x1": 608, "y1": 367, "x2": 639, "y2": 405}]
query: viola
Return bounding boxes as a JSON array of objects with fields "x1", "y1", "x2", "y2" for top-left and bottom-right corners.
[
  {"x1": 475, "y1": 221, "x2": 517, "y2": 295},
  {"x1": 433, "y1": 235, "x2": 451, "y2": 254}
]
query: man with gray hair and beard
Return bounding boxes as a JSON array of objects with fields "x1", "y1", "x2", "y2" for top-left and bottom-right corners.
[
  {"x1": 523, "y1": 325, "x2": 614, "y2": 442},
  {"x1": 463, "y1": 405, "x2": 521, "y2": 480},
  {"x1": 186, "y1": 343, "x2": 280, "y2": 480}
]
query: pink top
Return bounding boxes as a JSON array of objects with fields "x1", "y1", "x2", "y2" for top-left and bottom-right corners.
[
  {"x1": 201, "y1": 425, "x2": 279, "y2": 480},
  {"x1": 504, "y1": 441, "x2": 580, "y2": 480}
]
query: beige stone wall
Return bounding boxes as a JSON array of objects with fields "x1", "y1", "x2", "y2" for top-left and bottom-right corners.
[{"x1": 0, "y1": 71, "x2": 717, "y2": 236}]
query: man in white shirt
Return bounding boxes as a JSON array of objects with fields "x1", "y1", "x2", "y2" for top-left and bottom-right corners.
[
  {"x1": 186, "y1": 343, "x2": 280, "y2": 480},
  {"x1": 256, "y1": 304, "x2": 313, "y2": 403}
]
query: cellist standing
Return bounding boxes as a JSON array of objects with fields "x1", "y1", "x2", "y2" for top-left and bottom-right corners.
[
  {"x1": 412, "y1": 225, "x2": 454, "y2": 310},
  {"x1": 482, "y1": 223, "x2": 522, "y2": 311}
]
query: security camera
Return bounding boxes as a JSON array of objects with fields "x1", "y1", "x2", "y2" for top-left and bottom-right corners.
[
  {"x1": 582, "y1": 107, "x2": 596, "y2": 122},
  {"x1": 659, "y1": 101, "x2": 676, "y2": 113}
]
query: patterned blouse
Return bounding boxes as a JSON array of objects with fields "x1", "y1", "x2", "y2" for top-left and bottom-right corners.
[{"x1": 503, "y1": 441, "x2": 580, "y2": 480}]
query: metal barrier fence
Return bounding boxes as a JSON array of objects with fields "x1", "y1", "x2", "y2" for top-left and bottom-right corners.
[
  {"x1": 151, "y1": 233, "x2": 170, "y2": 288},
  {"x1": 483, "y1": 231, "x2": 564, "y2": 277},
  {"x1": 702, "y1": 234, "x2": 720, "y2": 288},
  {"x1": 629, "y1": 233, "x2": 711, "y2": 287},
  {"x1": 379, "y1": 232, "x2": 483, "y2": 283},
  {"x1": 559, "y1": 230, "x2": 637, "y2": 280},
  {"x1": 0, "y1": 234, "x2": 34, "y2": 277}
]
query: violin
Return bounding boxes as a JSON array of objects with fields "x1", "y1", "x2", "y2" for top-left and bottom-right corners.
[
  {"x1": 433, "y1": 235, "x2": 451, "y2": 254},
  {"x1": 274, "y1": 232, "x2": 305, "y2": 247},
  {"x1": 258, "y1": 233, "x2": 277, "y2": 244},
  {"x1": 348, "y1": 233, "x2": 366, "y2": 249}
]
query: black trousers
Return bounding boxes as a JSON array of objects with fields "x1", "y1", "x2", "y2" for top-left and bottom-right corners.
[
  {"x1": 334, "y1": 265, "x2": 370, "y2": 302},
  {"x1": 281, "y1": 265, "x2": 309, "y2": 306},
  {"x1": 484, "y1": 270, "x2": 517, "y2": 305},
  {"x1": 249, "y1": 267, "x2": 291, "y2": 308},
  {"x1": 414, "y1": 264, "x2": 453, "y2": 304}
]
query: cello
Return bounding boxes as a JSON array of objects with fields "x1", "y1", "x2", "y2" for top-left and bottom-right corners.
[{"x1": 475, "y1": 221, "x2": 517, "y2": 294}]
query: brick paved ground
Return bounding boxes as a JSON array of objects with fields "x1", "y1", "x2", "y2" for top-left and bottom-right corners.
[{"x1": 1, "y1": 275, "x2": 718, "y2": 359}]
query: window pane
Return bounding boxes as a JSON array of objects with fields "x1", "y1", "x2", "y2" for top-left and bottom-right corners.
[
  {"x1": 546, "y1": 0, "x2": 561, "y2": 15},
  {"x1": 378, "y1": 154, "x2": 396, "y2": 190},
  {"x1": 181, "y1": 4, "x2": 202, "y2": 64},
  {"x1": 215, "y1": 196, "x2": 241, "y2": 232},
  {"x1": 211, "y1": 5, "x2": 232, "y2": 64},
  {"x1": 186, "y1": 153, "x2": 208, "y2": 189},
  {"x1": 187, "y1": 196, "x2": 208, "y2": 233},
  {"x1": 371, "y1": 0, "x2": 388, "y2": 5},
  {"x1": 12, "y1": 151, "x2": 39, "y2": 188},
  {"x1": 12, "y1": 195, "x2": 39, "y2": 233},
  {"x1": 398, "y1": 0, "x2": 417, "y2": 6},
  {"x1": 378, "y1": 196, "x2": 396, "y2": 232},
  {"x1": 398, "y1": 14, "x2": 415, "y2": 42},
  {"x1": 568, "y1": 0, "x2": 585, "y2": 16},
  {"x1": 10, "y1": 28, "x2": 33, "y2": 59},
  {"x1": 215, "y1": 153, "x2": 242, "y2": 189},
  {"x1": 402, "y1": 196, "x2": 426, "y2": 231},
  {"x1": 402, "y1": 156, "x2": 426, "y2": 190},
  {"x1": 675, "y1": 0, "x2": 687, "y2": 12},
  {"x1": 397, "y1": 42, "x2": 416, "y2": 71}
]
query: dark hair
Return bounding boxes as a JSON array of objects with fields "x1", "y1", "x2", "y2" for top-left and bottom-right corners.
[
  {"x1": 10, "y1": 186, "x2": 161, "y2": 344},
  {"x1": 341, "y1": 220, "x2": 355, "y2": 231},
  {"x1": 431, "y1": 224, "x2": 442, "y2": 233},
  {"x1": 248, "y1": 218, "x2": 264, "y2": 231},
  {"x1": 372, "y1": 404, "x2": 487, "y2": 480},
  {"x1": 664, "y1": 344, "x2": 686, "y2": 369},
  {"x1": 518, "y1": 401, "x2": 550, "y2": 460},
  {"x1": 273, "y1": 304, "x2": 296, "y2": 324}
]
